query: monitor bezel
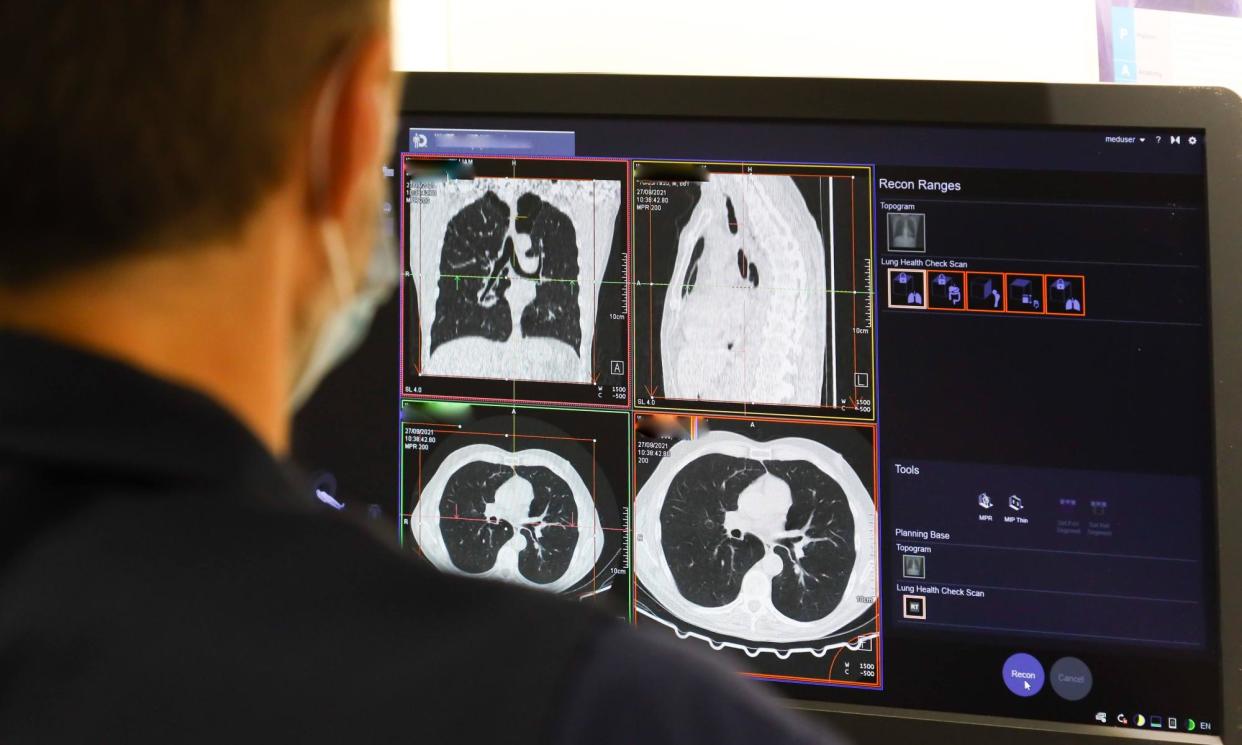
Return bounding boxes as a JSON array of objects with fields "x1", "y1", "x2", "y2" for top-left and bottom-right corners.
[{"x1": 398, "y1": 73, "x2": 1242, "y2": 745}]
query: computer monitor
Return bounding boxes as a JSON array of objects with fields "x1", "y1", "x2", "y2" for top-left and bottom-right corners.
[{"x1": 292, "y1": 74, "x2": 1241, "y2": 744}]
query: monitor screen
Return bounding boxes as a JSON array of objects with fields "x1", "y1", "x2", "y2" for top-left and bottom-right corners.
[{"x1": 303, "y1": 95, "x2": 1221, "y2": 737}]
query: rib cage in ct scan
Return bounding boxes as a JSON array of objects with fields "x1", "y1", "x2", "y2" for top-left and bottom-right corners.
[{"x1": 634, "y1": 431, "x2": 877, "y2": 654}]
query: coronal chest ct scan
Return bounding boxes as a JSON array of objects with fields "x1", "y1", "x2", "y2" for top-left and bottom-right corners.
[{"x1": 412, "y1": 177, "x2": 620, "y2": 384}]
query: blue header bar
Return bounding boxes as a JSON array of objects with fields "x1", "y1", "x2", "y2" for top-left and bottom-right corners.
[{"x1": 408, "y1": 128, "x2": 575, "y2": 157}]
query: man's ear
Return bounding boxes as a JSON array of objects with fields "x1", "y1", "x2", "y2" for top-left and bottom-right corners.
[{"x1": 318, "y1": 33, "x2": 395, "y2": 226}]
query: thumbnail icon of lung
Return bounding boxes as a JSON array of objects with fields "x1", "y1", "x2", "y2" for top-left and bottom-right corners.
[
  {"x1": 413, "y1": 444, "x2": 605, "y2": 593},
  {"x1": 660, "y1": 175, "x2": 826, "y2": 406},
  {"x1": 412, "y1": 178, "x2": 620, "y2": 383},
  {"x1": 1047, "y1": 276, "x2": 1084, "y2": 314},
  {"x1": 888, "y1": 270, "x2": 928, "y2": 309},
  {"x1": 634, "y1": 432, "x2": 876, "y2": 646}
]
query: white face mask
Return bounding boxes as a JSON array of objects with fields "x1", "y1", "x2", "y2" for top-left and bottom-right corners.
[
  {"x1": 290, "y1": 47, "x2": 400, "y2": 412},
  {"x1": 289, "y1": 220, "x2": 398, "y2": 411}
]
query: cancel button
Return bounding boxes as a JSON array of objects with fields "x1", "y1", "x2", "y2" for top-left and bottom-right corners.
[{"x1": 1050, "y1": 657, "x2": 1093, "y2": 701}]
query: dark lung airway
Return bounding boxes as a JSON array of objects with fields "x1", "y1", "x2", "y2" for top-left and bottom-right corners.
[
  {"x1": 504, "y1": 236, "x2": 540, "y2": 280},
  {"x1": 658, "y1": 455, "x2": 856, "y2": 622},
  {"x1": 682, "y1": 237, "x2": 706, "y2": 298},
  {"x1": 735, "y1": 249, "x2": 758, "y2": 288}
]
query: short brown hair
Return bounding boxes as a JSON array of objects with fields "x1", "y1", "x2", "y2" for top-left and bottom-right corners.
[{"x1": 0, "y1": 1, "x2": 386, "y2": 286}]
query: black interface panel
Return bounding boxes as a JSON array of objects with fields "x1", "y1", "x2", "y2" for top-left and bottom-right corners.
[{"x1": 378, "y1": 116, "x2": 1218, "y2": 736}]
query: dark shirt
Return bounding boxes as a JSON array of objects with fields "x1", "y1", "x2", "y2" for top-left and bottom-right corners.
[{"x1": 0, "y1": 331, "x2": 829, "y2": 744}]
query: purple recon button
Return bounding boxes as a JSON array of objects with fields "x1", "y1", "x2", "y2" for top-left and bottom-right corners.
[{"x1": 1002, "y1": 653, "x2": 1045, "y2": 697}]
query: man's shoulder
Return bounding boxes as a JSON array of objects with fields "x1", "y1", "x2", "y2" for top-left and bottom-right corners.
[
  {"x1": 2, "y1": 487, "x2": 832, "y2": 745},
  {"x1": 41, "y1": 485, "x2": 598, "y2": 638},
  {"x1": 0, "y1": 487, "x2": 602, "y2": 742}
]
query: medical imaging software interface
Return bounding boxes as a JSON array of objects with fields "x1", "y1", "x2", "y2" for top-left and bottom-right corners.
[{"x1": 388, "y1": 115, "x2": 1219, "y2": 733}]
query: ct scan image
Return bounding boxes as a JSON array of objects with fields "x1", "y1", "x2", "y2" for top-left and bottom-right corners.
[
  {"x1": 633, "y1": 161, "x2": 875, "y2": 421},
  {"x1": 886, "y1": 212, "x2": 926, "y2": 253},
  {"x1": 400, "y1": 401, "x2": 629, "y2": 612},
  {"x1": 659, "y1": 173, "x2": 825, "y2": 406},
  {"x1": 402, "y1": 156, "x2": 630, "y2": 408},
  {"x1": 632, "y1": 414, "x2": 880, "y2": 686}
]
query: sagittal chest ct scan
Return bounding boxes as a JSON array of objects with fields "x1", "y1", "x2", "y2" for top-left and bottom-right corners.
[
  {"x1": 633, "y1": 162, "x2": 875, "y2": 421},
  {"x1": 377, "y1": 95, "x2": 1225, "y2": 739}
]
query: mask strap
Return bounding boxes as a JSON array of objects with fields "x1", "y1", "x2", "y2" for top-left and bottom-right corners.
[
  {"x1": 308, "y1": 44, "x2": 359, "y2": 304},
  {"x1": 319, "y1": 221, "x2": 354, "y2": 303}
]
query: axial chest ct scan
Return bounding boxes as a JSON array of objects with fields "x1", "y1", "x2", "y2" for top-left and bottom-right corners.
[
  {"x1": 413, "y1": 443, "x2": 605, "y2": 593},
  {"x1": 634, "y1": 431, "x2": 876, "y2": 654}
]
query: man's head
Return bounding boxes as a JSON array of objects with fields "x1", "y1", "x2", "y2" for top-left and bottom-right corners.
[
  {"x1": 0, "y1": 1, "x2": 394, "y2": 283},
  {"x1": 0, "y1": 1, "x2": 399, "y2": 451}
]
